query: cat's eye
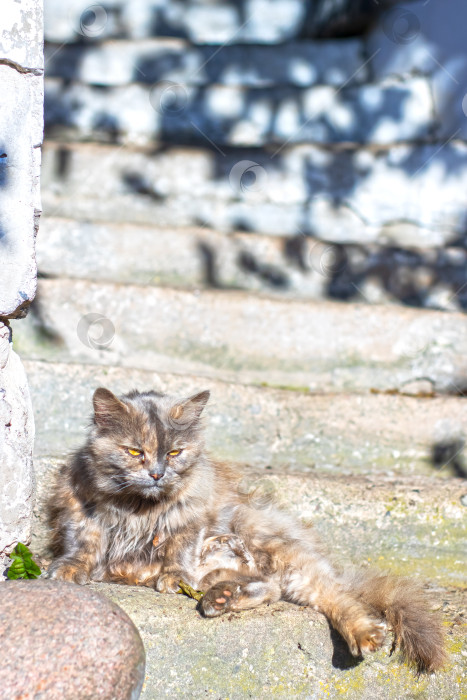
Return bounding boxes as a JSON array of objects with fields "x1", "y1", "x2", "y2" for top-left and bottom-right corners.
[
  {"x1": 167, "y1": 449, "x2": 182, "y2": 457},
  {"x1": 126, "y1": 448, "x2": 143, "y2": 458}
]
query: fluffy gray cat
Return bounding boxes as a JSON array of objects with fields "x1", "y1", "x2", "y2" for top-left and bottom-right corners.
[{"x1": 48, "y1": 387, "x2": 445, "y2": 673}]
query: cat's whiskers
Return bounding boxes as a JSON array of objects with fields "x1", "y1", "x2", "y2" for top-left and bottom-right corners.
[{"x1": 112, "y1": 481, "x2": 134, "y2": 494}]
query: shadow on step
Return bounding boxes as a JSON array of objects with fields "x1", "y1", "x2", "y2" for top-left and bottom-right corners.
[{"x1": 431, "y1": 439, "x2": 467, "y2": 479}]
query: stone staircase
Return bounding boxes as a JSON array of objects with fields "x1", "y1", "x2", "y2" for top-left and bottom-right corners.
[
  {"x1": 14, "y1": 174, "x2": 467, "y2": 697},
  {"x1": 12, "y1": 0, "x2": 467, "y2": 695}
]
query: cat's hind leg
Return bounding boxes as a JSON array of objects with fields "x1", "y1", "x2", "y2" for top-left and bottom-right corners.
[
  {"x1": 285, "y1": 572, "x2": 386, "y2": 657},
  {"x1": 318, "y1": 589, "x2": 387, "y2": 656},
  {"x1": 198, "y1": 571, "x2": 281, "y2": 617}
]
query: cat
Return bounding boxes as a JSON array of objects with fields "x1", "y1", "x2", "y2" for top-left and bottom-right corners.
[{"x1": 48, "y1": 387, "x2": 446, "y2": 673}]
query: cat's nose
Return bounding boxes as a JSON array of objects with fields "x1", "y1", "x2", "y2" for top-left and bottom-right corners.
[
  {"x1": 148, "y1": 462, "x2": 165, "y2": 481},
  {"x1": 149, "y1": 465, "x2": 165, "y2": 481}
]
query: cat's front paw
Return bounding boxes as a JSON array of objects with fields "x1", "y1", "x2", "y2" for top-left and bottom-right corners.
[
  {"x1": 47, "y1": 562, "x2": 90, "y2": 585},
  {"x1": 155, "y1": 572, "x2": 184, "y2": 594}
]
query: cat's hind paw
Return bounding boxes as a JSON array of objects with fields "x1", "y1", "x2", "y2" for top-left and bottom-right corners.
[
  {"x1": 346, "y1": 617, "x2": 387, "y2": 657},
  {"x1": 197, "y1": 580, "x2": 240, "y2": 617}
]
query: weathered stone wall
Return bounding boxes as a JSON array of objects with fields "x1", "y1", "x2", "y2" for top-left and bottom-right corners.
[{"x1": 0, "y1": 0, "x2": 43, "y2": 576}]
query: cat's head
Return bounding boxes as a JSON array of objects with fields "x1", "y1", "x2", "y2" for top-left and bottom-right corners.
[{"x1": 86, "y1": 387, "x2": 210, "y2": 499}]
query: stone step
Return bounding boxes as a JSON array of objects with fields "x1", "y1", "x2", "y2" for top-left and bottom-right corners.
[
  {"x1": 44, "y1": 38, "x2": 367, "y2": 89},
  {"x1": 90, "y1": 581, "x2": 466, "y2": 700},
  {"x1": 23, "y1": 359, "x2": 467, "y2": 479},
  {"x1": 36, "y1": 216, "x2": 330, "y2": 299},
  {"x1": 43, "y1": 0, "x2": 378, "y2": 45},
  {"x1": 36, "y1": 217, "x2": 467, "y2": 311},
  {"x1": 40, "y1": 140, "x2": 467, "y2": 247},
  {"x1": 45, "y1": 76, "x2": 433, "y2": 147},
  {"x1": 13, "y1": 278, "x2": 467, "y2": 395}
]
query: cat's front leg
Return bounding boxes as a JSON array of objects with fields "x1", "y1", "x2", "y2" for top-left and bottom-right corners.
[
  {"x1": 155, "y1": 569, "x2": 188, "y2": 593},
  {"x1": 48, "y1": 556, "x2": 95, "y2": 584},
  {"x1": 48, "y1": 508, "x2": 106, "y2": 584},
  {"x1": 101, "y1": 560, "x2": 164, "y2": 587}
]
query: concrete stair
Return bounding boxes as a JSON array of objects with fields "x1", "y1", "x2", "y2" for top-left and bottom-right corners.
[
  {"x1": 40, "y1": 140, "x2": 467, "y2": 254},
  {"x1": 22, "y1": 358, "x2": 467, "y2": 473},
  {"x1": 32, "y1": 217, "x2": 467, "y2": 310},
  {"x1": 14, "y1": 277, "x2": 467, "y2": 394},
  {"x1": 86, "y1": 582, "x2": 466, "y2": 700},
  {"x1": 44, "y1": 38, "x2": 368, "y2": 88},
  {"x1": 45, "y1": 76, "x2": 433, "y2": 148}
]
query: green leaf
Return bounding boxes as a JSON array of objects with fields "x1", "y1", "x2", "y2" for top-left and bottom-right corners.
[
  {"x1": 6, "y1": 543, "x2": 41, "y2": 580},
  {"x1": 176, "y1": 580, "x2": 204, "y2": 602}
]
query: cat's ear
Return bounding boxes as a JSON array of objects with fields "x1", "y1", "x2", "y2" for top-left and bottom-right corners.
[
  {"x1": 169, "y1": 390, "x2": 210, "y2": 429},
  {"x1": 93, "y1": 387, "x2": 128, "y2": 429}
]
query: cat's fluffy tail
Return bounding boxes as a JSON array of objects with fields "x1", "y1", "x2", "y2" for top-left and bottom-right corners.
[{"x1": 344, "y1": 569, "x2": 446, "y2": 672}]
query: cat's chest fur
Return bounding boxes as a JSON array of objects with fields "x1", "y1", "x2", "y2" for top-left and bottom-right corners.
[{"x1": 99, "y1": 497, "x2": 209, "y2": 564}]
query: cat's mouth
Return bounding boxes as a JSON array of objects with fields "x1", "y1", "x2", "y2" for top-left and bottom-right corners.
[{"x1": 142, "y1": 477, "x2": 168, "y2": 494}]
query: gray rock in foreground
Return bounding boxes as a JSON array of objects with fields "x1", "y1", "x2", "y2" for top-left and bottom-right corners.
[
  {"x1": 0, "y1": 579, "x2": 145, "y2": 700},
  {"x1": 92, "y1": 582, "x2": 466, "y2": 700}
]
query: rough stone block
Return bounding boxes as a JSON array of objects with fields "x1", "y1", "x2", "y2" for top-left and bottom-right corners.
[
  {"x1": 0, "y1": 323, "x2": 35, "y2": 577},
  {"x1": 0, "y1": 66, "x2": 42, "y2": 318},
  {"x1": 0, "y1": 580, "x2": 145, "y2": 699},
  {"x1": 98, "y1": 581, "x2": 465, "y2": 700}
]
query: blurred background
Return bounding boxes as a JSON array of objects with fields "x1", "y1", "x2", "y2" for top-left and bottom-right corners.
[
  {"x1": 12, "y1": 0, "x2": 467, "y2": 481},
  {"x1": 39, "y1": 0, "x2": 467, "y2": 309}
]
